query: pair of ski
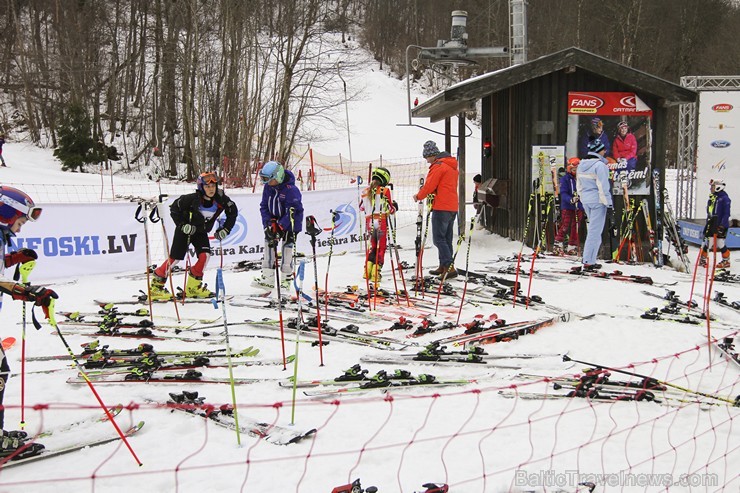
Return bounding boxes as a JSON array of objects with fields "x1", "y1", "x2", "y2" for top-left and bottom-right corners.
[
  {"x1": 568, "y1": 266, "x2": 656, "y2": 285},
  {"x1": 301, "y1": 373, "x2": 493, "y2": 397},
  {"x1": 27, "y1": 342, "x2": 258, "y2": 362},
  {"x1": 710, "y1": 335, "x2": 739, "y2": 369},
  {"x1": 66, "y1": 369, "x2": 267, "y2": 385},
  {"x1": 243, "y1": 318, "x2": 414, "y2": 351},
  {"x1": 432, "y1": 314, "x2": 572, "y2": 349},
  {"x1": 1, "y1": 407, "x2": 144, "y2": 469},
  {"x1": 154, "y1": 392, "x2": 315, "y2": 445}
]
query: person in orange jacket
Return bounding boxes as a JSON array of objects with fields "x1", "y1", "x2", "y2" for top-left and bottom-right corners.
[{"x1": 413, "y1": 140, "x2": 460, "y2": 278}]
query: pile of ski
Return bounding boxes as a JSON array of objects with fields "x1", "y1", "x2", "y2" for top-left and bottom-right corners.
[
  {"x1": 662, "y1": 188, "x2": 691, "y2": 272},
  {"x1": 157, "y1": 391, "x2": 315, "y2": 445}
]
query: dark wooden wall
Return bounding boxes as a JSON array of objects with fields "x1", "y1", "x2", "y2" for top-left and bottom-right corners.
[{"x1": 480, "y1": 67, "x2": 666, "y2": 261}]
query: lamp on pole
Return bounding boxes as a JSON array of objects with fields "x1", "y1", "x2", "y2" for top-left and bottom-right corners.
[{"x1": 337, "y1": 62, "x2": 353, "y2": 167}]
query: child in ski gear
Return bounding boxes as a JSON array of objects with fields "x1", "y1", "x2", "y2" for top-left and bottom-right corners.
[
  {"x1": 700, "y1": 180, "x2": 732, "y2": 269},
  {"x1": 554, "y1": 158, "x2": 584, "y2": 255},
  {"x1": 0, "y1": 186, "x2": 56, "y2": 458},
  {"x1": 258, "y1": 161, "x2": 304, "y2": 287},
  {"x1": 414, "y1": 140, "x2": 460, "y2": 278},
  {"x1": 576, "y1": 140, "x2": 613, "y2": 270},
  {"x1": 360, "y1": 167, "x2": 396, "y2": 282},
  {"x1": 578, "y1": 117, "x2": 611, "y2": 159},
  {"x1": 612, "y1": 121, "x2": 638, "y2": 173},
  {"x1": 151, "y1": 172, "x2": 238, "y2": 299}
]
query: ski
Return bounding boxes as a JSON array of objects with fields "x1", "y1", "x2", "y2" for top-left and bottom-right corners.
[
  {"x1": 93, "y1": 294, "x2": 232, "y2": 306},
  {"x1": 279, "y1": 367, "x2": 420, "y2": 388},
  {"x1": 156, "y1": 392, "x2": 316, "y2": 445},
  {"x1": 713, "y1": 292, "x2": 740, "y2": 313},
  {"x1": 568, "y1": 267, "x2": 654, "y2": 285},
  {"x1": 652, "y1": 169, "x2": 664, "y2": 267},
  {"x1": 36, "y1": 405, "x2": 124, "y2": 439},
  {"x1": 66, "y1": 369, "x2": 266, "y2": 385},
  {"x1": 641, "y1": 198, "x2": 659, "y2": 266},
  {"x1": 0, "y1": 421, "x2": 144, "y2": 469},
  {"x1": 303, "y1": 374, "x2": 492, "y2": 397},
  {"x1": 711, "y1": 336, "x2": 739, "y2": 369},
  {"x1": 662, "y1": 188, "x2": 691, "y2": 272}
]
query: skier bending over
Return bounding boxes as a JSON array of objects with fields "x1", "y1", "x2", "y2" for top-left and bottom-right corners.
[
  {"x1": 0, "y1": 186, "x2": 58, "y2": 458},
  {"x1": 150, "y1": 171, "x2": 238, "y2": 299}
]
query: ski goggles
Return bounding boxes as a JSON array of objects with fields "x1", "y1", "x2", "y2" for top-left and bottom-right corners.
[
  {"x1": 0, "y1": 195, "x2": 42, "y2": 221},
  {"x1": 200, "y1": 172, "x2": 218, "y2": 185}
]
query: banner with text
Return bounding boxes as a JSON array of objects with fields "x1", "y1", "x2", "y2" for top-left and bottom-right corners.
[
  {"x1": 10, "y1": 202, "x2": 144, "y2": 280},
  {"x1": 567, "y1": 91, "x2": 653, "y2": 195}
]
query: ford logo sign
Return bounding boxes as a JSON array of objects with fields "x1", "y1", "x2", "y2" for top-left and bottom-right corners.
[{"x1": 710, "y1": 140, "x2": 731, "y2": 149}]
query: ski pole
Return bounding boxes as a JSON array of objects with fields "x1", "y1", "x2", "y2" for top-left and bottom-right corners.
[
  {"x1": 323, "y1": 210, "x2": 340, "y2": 320},
  {"x1": 16, "y1": 260, "x2": 35, "y2": 430},
  {"x1": 212, "y1": 267, "x2": 241, "y2": 445},
  {"x1": 305, "y1": 215, "x2": 325, "y2": 365},
  {"x1": 514, "y1": 192, "x2": 535, "y2": 308},
  {"x1": 290, "y1": 261, "x2": 307, "y2": 425},
  {"x1": 388, "y1": 210, "x2": 410, "y2": 307},
  {"x1": 155, "y1": 195, "x2": 181, "y2": 322},
  {"x1": 42, "y1": 300, "x2": 143, "y2": 465},
  {"x1": 434, "y1": 228, "x2": 466, "y2": 316},
  {"x1": 456, "y1": 208, "x2": 484, "y2": 324},
  {"x1": 526, "y1": 194, "x2": 552, "y2": 309},
  {"x1": 134, "y1": 203, "x2": 155, "y2": 321},
  {"x1": 270, "y1": 220, "x2": 288, "y2": 370},
  {"x1": 705, "y1": 234, "x2": 719, "y2": 366}
]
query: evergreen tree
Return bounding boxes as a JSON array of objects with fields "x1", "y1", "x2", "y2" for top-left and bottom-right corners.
[{"x1": 53, "y1": 104, "x2": 95, "y2": 172}]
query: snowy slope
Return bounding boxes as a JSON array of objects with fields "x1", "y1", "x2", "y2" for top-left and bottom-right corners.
[{"x1": 0, "y1": 104, "x2": 737, "y2": 492}]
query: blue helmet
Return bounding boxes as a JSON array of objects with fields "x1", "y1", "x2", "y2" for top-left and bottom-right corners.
[
  {"x1": 196, "y1": 171, "x2": 219, "y2": 194},
  {"x1": 0, "y1": 186, "x2": 41, "y2": 227},
  {"x1": 259, "y1": 161, "x2": 285, "y2": 184}
]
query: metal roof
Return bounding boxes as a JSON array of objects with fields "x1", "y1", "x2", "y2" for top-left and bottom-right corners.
[{"x1": 412, "y1": 47, "x2": 697, "y2": 122}]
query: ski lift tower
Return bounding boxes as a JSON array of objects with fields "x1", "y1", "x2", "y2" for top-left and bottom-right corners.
[{"x1": 405, "y1": 10, "x2": 508, "y2": 228}]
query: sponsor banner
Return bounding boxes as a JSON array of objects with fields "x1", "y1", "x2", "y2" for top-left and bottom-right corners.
[
  {"x1": 10, "y1": 203, "x2": 144, "y2": 280},
  {"x1": 6, "y1": 188, "x2": 362, "y2": 281},
  {"x1": 161, "y1": 187, "x2": 362, "y2": 263},
  {"x1": 695, "y1": 90, "x2": 739, "y2": 219},
  {"x1": 531, "y1": 146, "x2": 565, "y2": 194},
  {"x1": 567, "y1": 92, "x2": 653, "y2": 195},
  {"x1": 678, "y1": 220, "x2": 740, "y2": 249}
]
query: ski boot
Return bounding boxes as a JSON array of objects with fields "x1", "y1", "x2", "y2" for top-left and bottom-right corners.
[
  {"x1": 149, "y1": 275, "x2": 173, "y2": 301},
  {"x1": 0, "y1": 435, "x2": 45, "y2": 460},
  {"x1": 551, "y1": 242, "x2": 565, "y2": 256},
  {"x1": 185, "y1": 273, "x2": 214, "y2": 298},
  {"x1": 168, "y1": 391, "x2": 204, "y2": 405},
  {"x1": 716, "y1": 257, "x2": 731, "y2": 269},
  {"x1": 566, "y1": 245, "x2": 579, "y2": 256},
  {"x1": 699, "y1": 251, "x2": 708, "y2": 268}
]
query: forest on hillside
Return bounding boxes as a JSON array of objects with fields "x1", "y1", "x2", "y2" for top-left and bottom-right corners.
[{"x1": 0, "y1": 0, "x2": 738, "y2": 178}]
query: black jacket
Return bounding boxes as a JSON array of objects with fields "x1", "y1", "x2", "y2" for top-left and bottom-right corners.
[{"x1": 170, "y1": 190, "x2": 238, "y2": 234}]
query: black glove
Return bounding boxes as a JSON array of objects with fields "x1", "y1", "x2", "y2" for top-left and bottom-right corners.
[
  {"x1": 4, "y1": 248, "x2": 38, "y2": 268},
  {"x1": 180, "y1": 224, "x2": 196, "y2": 235},
  {"x1": 717, "y1": 225, "x2": 727, "y2": 238},
  {"x1": 570, "y1": 194, "x2": 580, "y2": 205},
  {"x1": 11, "y1": 284, "x2": 59, "y2": 307},
  {"x1": 264, "y1": 224, "x2": 279, "y2": 248},
  {"x1": 214, "y1": 227, "x2": 229, "y2": 241}
]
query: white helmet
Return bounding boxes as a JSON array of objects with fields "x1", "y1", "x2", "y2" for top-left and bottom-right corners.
[{"x1": 713, "y1": 180, "x2": 726, "y2": 192}]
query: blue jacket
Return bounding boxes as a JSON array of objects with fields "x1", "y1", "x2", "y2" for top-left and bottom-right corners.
[
  {"x1": 708, "y1": 190, "x2": 731, "y2": 229},
  {"x1": 576, "y1": 153, "x2": 613, "y2": 207},
  {"x1": 260, "y1": 169, "x2": 303, "y2": 232},
  {"x1": 559, "y1": 173, "x2": 583, "y2": 211}
]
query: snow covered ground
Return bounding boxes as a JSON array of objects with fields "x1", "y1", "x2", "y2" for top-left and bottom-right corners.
[{"x1": 0, "y1": 145, "x2": 737, "y2": 492}]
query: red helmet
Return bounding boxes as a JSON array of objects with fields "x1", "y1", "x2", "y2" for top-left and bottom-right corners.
[
  {"x1": 566, "y1": 157, "x2": 580, "y2": 175},
  {"x1": 0, "y1": 186, "x2": 41, "y2": 227}
]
